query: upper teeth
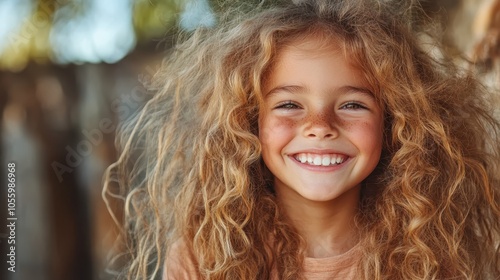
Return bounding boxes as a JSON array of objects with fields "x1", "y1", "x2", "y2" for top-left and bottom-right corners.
[{"x1": 294, "y1": 153, "x2": 346, "y2": 166}]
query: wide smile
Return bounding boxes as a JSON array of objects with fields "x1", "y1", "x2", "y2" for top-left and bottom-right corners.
[{"x1": 292, "y1": 153, "x2": 349, "y2": 167}]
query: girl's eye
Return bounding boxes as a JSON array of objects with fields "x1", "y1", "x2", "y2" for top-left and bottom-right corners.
[
  {"x1": 340, "y1": 102, "x2": 366, "y2": 110},
  {"x1": 275, "y1": 101, "x2": 300, "y2": 110}
]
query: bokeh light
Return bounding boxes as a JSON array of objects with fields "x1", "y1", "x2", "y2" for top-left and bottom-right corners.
[{"x1": 50, "y1": 0, "x2": 136, "y2": 64}]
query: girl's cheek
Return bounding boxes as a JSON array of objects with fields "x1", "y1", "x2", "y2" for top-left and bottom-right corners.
[
  {"x1": 273, "y1": 116, "x2": 298, "y2": 130},
  {"x1": 259, "y1": 115, "x2": 298, "y2": 141}
]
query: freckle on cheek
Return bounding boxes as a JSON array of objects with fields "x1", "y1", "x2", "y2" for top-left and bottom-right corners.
[
  {"x1": 343, "y1": 122, "x2": 352, "y2": 130},
  {"x1": 275, "y1": 117, "x2": 296, "y2": 128}
]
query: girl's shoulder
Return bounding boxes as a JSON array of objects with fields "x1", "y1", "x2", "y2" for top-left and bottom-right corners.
[{"x1": 163, "y1": 238, "x2": 201, "y2": 280}]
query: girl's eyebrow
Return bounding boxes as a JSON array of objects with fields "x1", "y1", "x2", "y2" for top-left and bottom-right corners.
[
  {"x1": 338, "y1": 86, "x2": 374, "y2": 98},
  {"x1": 266, "y1": 85, "x2": 374, "y2": 98},
  {"x1": 266, "y1": 85, "x2": 304, "y2": 96}
]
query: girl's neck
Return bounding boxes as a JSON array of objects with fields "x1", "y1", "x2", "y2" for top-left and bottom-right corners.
[{"x1": 277, "y1": 185, "x2": 361, "y2": 258}]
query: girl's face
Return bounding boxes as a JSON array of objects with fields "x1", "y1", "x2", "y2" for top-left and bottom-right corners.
[{"x1": 259, "y1": 36, "x2": 384, "y2": 204}]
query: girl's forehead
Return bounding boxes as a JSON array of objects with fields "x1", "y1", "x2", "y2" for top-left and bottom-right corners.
[
  {"x1": 279, "y1": 36, "x2": 343, "y2": 59},
  {"x1": 267, "y1": 33, "x2": 380, "y2": 104},
  {"x1": 279, "y1": 31, "x2": 344, "y2": 53},
  {"x1": 273, "y1": 34, "x2": 358, "y2": 71}
]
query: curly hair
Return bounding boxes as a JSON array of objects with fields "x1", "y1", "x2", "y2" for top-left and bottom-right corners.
[{"x1": 104, "y1": 0, "x2": 500, "y2": 279}]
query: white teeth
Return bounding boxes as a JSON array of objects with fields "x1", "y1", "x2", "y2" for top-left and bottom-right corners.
[
  {"x1": 313, "y1": 157, "x2": 322, "y2": 165},
  {"x1": 294, "y1": 153, "x2": 346, "y2": 166},
  {"x1": 299, "y1": 154, "x2": 307, "y2": 163},
  {"x1": 331, "y1": 156, "x2": 337, "y2": 164},
  {"x1": 321, "y1": 156, "x2": 330, "y2": 166}
]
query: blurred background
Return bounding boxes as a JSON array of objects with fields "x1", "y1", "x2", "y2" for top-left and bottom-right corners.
[{"x1": 0, "y1": 0, "x2": 498, "y2": 279}]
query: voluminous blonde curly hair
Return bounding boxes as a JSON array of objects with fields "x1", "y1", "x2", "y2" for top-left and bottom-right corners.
[{"x1": 104, "y1": 0, "x2": 500, "y2": 279}]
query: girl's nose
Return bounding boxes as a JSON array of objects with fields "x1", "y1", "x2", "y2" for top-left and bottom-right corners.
[{"x1": 303, "y1": 111, "x2": 339, "y2": 139}]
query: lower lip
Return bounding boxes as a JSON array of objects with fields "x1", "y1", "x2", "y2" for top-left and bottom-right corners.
[{"x1": 289, "y1": 156, "x2": 349, "y2": 172}]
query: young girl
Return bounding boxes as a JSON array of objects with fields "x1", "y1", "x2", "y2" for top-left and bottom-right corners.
[{"x1": 104, "y1": 0, "x2": 500, "y2": 279}]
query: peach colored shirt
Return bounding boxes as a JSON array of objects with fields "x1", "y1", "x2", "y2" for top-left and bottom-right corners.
[{"x1": 163, "y1": 240, "x2": 360, "y2": 279}]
